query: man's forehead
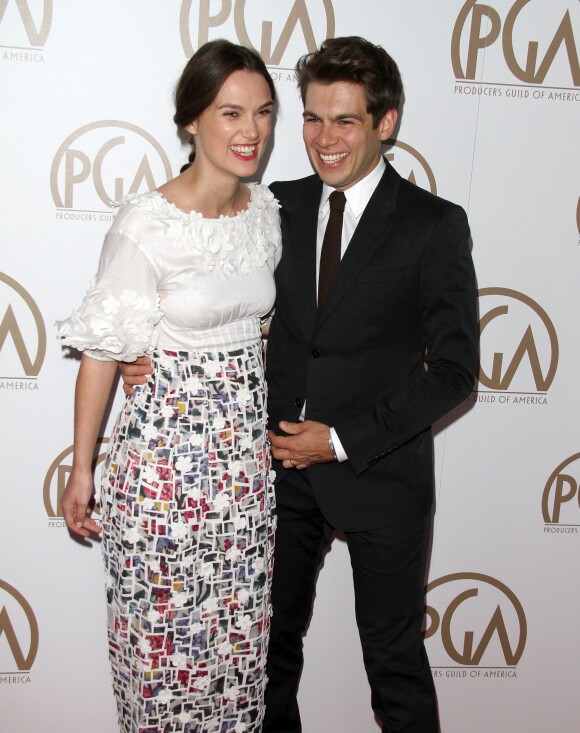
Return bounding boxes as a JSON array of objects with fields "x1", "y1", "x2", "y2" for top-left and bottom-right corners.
[
  {"x1": 303, "y1": 81, "x2": 368, "y2": 112},
  {"x1": 305, "y1": 80, "x2": 365, "y2": 96}
]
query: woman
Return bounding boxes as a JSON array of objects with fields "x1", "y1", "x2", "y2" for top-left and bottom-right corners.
[{"x1": 58, "y1": 40, "x2": 280, "y2": 733}]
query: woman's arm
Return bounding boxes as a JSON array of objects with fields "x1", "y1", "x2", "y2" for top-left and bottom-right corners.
[{"x1": 61, "y1": 354, "x2": 117, "y2": 537}]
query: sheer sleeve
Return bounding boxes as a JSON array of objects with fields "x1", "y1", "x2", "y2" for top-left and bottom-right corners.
[{"x1": 57, "y1": 229, "x2": 162, "y2": 362}]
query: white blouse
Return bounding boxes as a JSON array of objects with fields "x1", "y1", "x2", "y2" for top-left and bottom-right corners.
[{"x1": 57, "y1": 183, "x2": 281, "y2": 360}]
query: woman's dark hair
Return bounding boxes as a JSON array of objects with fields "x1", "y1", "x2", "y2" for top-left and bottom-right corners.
[
  {"x1": 174, "y1": 39, "x2": 276, "y2": 169},
  {"x1": 295, "y1": 36, "x2": 403, "y2": 128}
]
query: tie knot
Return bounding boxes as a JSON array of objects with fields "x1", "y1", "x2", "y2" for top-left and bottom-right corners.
[{"x1": 328, "y1": 190, "x2": 346, "y2": 212}]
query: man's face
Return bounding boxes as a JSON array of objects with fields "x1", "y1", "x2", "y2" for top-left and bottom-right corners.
[{"x1": 302, "y1": 81, "x2": 397, "y2": 190}]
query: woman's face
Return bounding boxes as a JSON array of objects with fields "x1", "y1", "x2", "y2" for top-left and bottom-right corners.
[{"x1": 186, "y1": 69, "x2": 274, "y2": 182}]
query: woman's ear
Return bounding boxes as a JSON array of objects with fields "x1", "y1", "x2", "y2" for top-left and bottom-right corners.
[{"x1": 185, "y1": 121, "x2": 197, "y2": 136}]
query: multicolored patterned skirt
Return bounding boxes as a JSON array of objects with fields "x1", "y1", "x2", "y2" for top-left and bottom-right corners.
[{"x1": 99, "y1": 343, "x2": 275, "y2": 733}]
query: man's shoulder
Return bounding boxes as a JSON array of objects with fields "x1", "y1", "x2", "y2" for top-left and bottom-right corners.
[
  {"x1": 396, "y1": 176, "x2": 465, "y2": 219},
  {"x1": 269, "y1": 174, "x2": 320, "y2": 205}
]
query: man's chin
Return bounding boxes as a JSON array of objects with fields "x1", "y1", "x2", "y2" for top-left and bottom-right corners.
[{"x1": 311, "y1": 165, "x2": 347, "y2": 188}]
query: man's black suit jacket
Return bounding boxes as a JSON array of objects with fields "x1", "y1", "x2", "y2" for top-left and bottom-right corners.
[{"x1": 266, "y1": 163, "x2": 477, "y2": 531}]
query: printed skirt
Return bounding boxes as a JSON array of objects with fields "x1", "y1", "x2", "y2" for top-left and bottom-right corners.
[{"x1": 99, "y1": 344, "x2": 275, "y2": 733}]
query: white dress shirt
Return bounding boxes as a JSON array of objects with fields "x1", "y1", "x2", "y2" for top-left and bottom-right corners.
[
  {"x1": 309, "y1": 156, "x2": 386, "y2": 462},
  {"x1": 316, "y1": 156, "x2": 386, "y2": 288}
]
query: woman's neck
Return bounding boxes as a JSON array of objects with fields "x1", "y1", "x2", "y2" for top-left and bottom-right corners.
[{"x1": 159, "y1": 163, "x2": 249, "y2": 218}]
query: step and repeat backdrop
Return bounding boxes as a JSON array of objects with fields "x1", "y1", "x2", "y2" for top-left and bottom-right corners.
[{"x1": 1, "y1": 1, "x2": 579, "y2": 731}]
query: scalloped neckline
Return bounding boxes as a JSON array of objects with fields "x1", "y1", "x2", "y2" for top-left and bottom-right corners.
[{"x1": 152, "y1": 185, "x2": 256, "y2": 222}]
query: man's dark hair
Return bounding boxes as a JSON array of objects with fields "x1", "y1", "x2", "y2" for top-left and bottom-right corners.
[{"x1": 296, "y1": 36, "x2": 403, "y2": 128}]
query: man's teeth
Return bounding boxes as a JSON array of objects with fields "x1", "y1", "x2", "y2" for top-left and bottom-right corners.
[
  {"x1": 319, "y1": 152, "x2": 348, "y2": 163},
  {"x1": 231, "y1": 146, "x2": 256, "y2": 156}
]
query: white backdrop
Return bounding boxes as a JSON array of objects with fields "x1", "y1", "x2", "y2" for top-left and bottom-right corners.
[{"x1": 1, "y1": 2, "x2": 579, "y2": 732}]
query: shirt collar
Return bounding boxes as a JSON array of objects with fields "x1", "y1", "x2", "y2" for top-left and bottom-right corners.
[{"x1": 320, "y1": 156, "x2": 386, "y2": 218}]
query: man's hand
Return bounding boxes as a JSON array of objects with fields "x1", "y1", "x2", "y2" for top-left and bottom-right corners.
[
  {"x1": 119, "y1": 355, "x2": 153, "y2": 396},
  {"x1": 268, "y1": 420, "x2": 336, "y2": 469}
]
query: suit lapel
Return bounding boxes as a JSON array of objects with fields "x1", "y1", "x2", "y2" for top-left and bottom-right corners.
[
  {"x1": 282, "y1": 177, "x2": 322, "y2": 335},
  {"x1": 315, "y1": 163, "x2": 401, "y2": 332}
]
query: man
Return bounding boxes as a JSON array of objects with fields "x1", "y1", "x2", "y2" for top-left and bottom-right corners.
[
  {"x1": 122, "y1": 37, "x2": 477, "y2": 732},
  {"x1": 263, "y1": 37, "x2": 476, "y2": 733}
]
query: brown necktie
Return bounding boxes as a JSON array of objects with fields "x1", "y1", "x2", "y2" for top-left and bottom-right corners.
[{"x1": 318, "y1": 190, "x2": 346, "y2": 312}]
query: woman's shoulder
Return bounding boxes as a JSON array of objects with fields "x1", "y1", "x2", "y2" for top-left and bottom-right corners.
[
  {"x1": 248, "y1": 182, "x2": 281, "y2": 213},
  {"x1": 113, "y1": 190, "x2": 173, "y2": 222},
  {"x1": 107, "y1": 191, "x2": 198, "y2": 247},
  {"x1": 244, "y1": 184, "x2": 281, "y2": 266}
]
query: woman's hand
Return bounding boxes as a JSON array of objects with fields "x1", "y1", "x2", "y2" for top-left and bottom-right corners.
[{"x1": 61, "y1": 469, "x2": 102, "y2": 538}]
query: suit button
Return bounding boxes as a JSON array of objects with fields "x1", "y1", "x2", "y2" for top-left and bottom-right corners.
[
  {"x1": 311, "y1": 348, "x2": 320, "y2": 358},
  {"x1": 294, "y1": 398, "x2": 302, "y2": 408}
]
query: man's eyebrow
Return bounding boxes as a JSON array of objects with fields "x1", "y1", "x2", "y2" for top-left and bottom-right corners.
[
  {"x1": 335, "y1": 113, "x2": 363, "y2": 121},
  {"x1": 302, "y1": 110, "x2": 363, "y2": 121}
]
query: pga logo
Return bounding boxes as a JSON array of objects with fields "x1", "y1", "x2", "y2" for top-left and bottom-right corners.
[
  {"x1": 425, "y1": 573, "x2": 527, "y2": 668},
  {"x1": 0, "y1": 579, "x2": 39, "y2": 672},
  {"x1": 51, "y1": 121, "x2": 173, "y2": 212},
  {"x1": 0, "y1": 0, "x2": 52, "y2": 49},
  {"x1": 452, "y1": 0, "x2": 580, "y2": 87},
  {"x1": 0, "y1": 273, "x2": 46, "y2": 379},
  {"x1": 180, "y1": 0, "x2": 335, "y2": 65},
  {"x1": 542, "y1": 453, "x2": 580, "y2": 525},
  {"x1": 477, "y1": 288, "x2": 558, "y2": 394}
]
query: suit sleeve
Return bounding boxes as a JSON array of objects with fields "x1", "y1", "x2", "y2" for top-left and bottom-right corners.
[{"x1": 334, "y1": 204, "x2": 477, "y2": 476}]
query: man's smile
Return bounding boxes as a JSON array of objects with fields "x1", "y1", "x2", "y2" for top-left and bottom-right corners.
[{"x1": 317, "y1": 151, "x2": 349, "y2": 165}]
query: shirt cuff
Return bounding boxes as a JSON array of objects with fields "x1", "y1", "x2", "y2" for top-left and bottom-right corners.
[{"x1": 330, "y1": 427, "x2": 348, "y2": 463}]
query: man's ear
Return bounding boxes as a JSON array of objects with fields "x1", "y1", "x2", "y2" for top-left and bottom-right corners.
[{"x1": 378, "y1": 108, "x2": 398, "y2": 140}]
